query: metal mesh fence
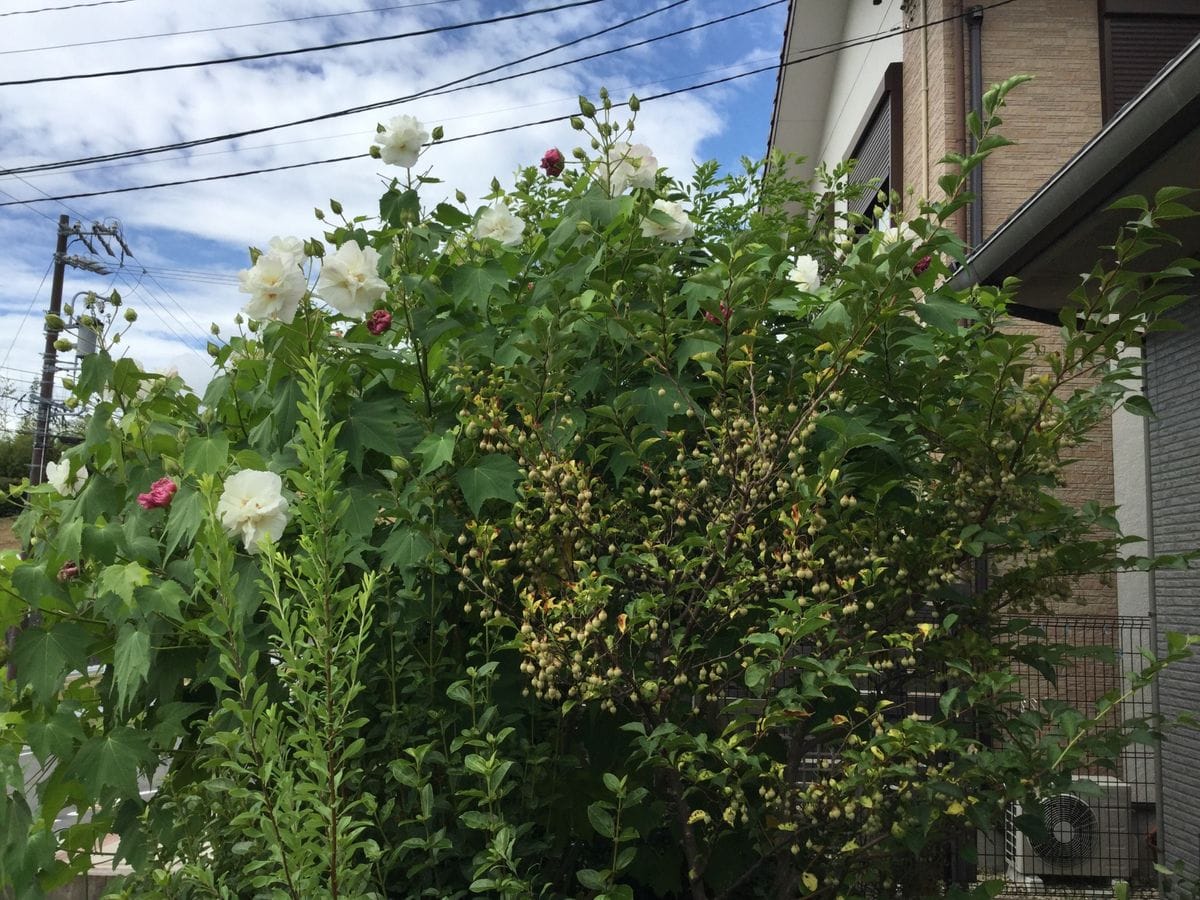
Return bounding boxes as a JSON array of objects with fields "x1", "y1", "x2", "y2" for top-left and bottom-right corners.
[{"x1": 990, "y1": 615, "x2": 1157, "y2": 894}]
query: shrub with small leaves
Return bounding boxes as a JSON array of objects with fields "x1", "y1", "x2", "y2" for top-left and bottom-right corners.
[{"x1": 1, "y1": 78, "x2": 1198, "y2": 899}]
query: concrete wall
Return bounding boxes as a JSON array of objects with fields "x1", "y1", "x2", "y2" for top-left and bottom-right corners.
[{"x1": 1146, "y1": 296, "x2": 1200, "y2": 871}]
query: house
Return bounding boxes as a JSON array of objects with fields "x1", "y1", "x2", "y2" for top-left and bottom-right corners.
[{"x1": 769, "y1": 0, "x2": 1200, "y2": 886}]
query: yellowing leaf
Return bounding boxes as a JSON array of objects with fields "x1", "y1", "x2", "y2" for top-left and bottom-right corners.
[{"x1": 802, "y1": 872, "x2": 818, "y2": 893}]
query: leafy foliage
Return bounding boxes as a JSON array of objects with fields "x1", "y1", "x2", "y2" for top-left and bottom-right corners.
[{"x1": 1, "y1": 80, "x2": 1198, "y2": 898}]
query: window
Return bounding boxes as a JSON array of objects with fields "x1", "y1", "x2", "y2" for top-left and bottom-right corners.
[
  {"x1": 1100, "y1": 0, "x2": 1200, "y2": 121},
  {"x1": 847, "y1": 63, "x2": 904, "y2": 220}
]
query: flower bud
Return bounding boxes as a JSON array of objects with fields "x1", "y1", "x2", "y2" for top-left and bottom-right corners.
[
  {"x1": 576, "y1": 221, "x2": 593, "y2": 234},
  {"x1": 431, "y1": 125, "x2": 444, "y2": 141},
  {"x1": 210, "y1": 322, "x2": 220, "y2": 335},
  {"x1": 207, "y1": 341, "x2": 219, "y2": 357},
  {"x1": 329, "y1": 198, "x2": 343, "y2": 216},
  {"x1": 539, "y1": 147, "x2": 565, "y2": 177},
  {"x1": 570, "y1": 116, "x2": 585, "y2": 131},
  {"x1": 628, "y1": 94, "x2": 640, "y2": 112},
  {"x1": 578, "y1": 95, "x2": 597, "y2": 118},
  {"x1": 369, "y1": 145, "x2": 382, "y2": 159},
  {"x1": 45, "y1": 313, "x2": 65, "y2": 330},
  {"x1": 367, "y1": 309, "x2": 392, "y2": 335},
  {"x1": 54, "y1": 338, "x2": 72, "y2": 351},
  {"x1": 315, "y1": 207, "x2": 326, "y2": 220},
  {"x1": 456, "y1": 189, "x2": 467, "y2": 204},
  {"x1": 123, "y1": 308, "x2": 138, "y2": 323}
]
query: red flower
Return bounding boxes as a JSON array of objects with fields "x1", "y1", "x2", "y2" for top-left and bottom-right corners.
[
  {"x1": 57, "y1": 561, "x2": 80, "y2": 582},
  {"x1": 913, "y1": 254, "x2": 932, "y2": 275},
  {"x1": 540, "y1": 148, "x2": 565, "y2": 177},
  {"x1": 137, "y1": 477, "x2": 177, "y2": 510},
  {"x1": 367, "y1": 309, "x2": 392, "y2": 335}
]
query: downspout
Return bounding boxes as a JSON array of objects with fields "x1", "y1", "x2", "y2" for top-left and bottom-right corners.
[
  {"x1": 1142, "y1": 390, "x2": 1166, "y2": 892},
  {"x1": 966, "y1": 5, "x2": 985, "y2": 249},
  {"x1": 962, "y1": 14, "x2": 986, "y2": 886},
  {"x1": 921, "y1": 0, "x2": 931, "y2": 199}
]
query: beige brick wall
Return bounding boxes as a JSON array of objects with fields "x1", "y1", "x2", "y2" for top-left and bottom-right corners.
[
  {"x1": 902, "y1": 0, "x2": 1102, "y2": 235},
  {"x1": 976, "y1": 0, "x2": 1102, "y2": 235},
  {"x1": 902, "y1": 0, "x2": 965, "y2": 229},
  {"x1": 1002, "y1": 320, "x2": 1117, "y2": 617},
  {"x1": 902, "y1": 0, "x2": 1117, "y2": 616}
]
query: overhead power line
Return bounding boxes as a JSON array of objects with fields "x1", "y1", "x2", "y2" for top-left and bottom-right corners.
[
  {"x1": 1, "y1": 0, "x2": 468, "y2": 55},
  {"x1": 0, "y1": 0, "x2": 1019, "y2": 209},
  {"x1": 0, "y1": 0, "x2": 608, "y2": 87},
  {"x1": 0, "y1": 0, "x2": 726, "y2": 178},
  {"x1": 0, "y1": 0, "x2": 138, "y2": 17}
]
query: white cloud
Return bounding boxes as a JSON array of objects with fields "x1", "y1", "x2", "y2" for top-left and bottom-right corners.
[{"x1": 0, "y1": 0, "x2": 786, "y2": 416}]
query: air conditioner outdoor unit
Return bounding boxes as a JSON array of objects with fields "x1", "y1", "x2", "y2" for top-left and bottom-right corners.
[{"x1": 1006, "y1": 776, "x2": 1134, "y2": 881}]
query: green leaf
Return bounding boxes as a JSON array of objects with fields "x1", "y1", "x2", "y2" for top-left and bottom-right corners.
[
  {"x1": 340, "y1": 398, "x2": 415, "y2": 471},
  {"x1": 182, "y1": 435, "x2": 230, "y2": 476},
  {"x1": 381, "y1": 187, "x2": 420, "y2": 228},
  {"x1": 577, "y1": 869, "x2": 608, "y2": 891},
  {"x1": 26, "y1": 705, "x2": 85, "y2": 763},
  {"x1": 97, "y1": 562, "x2": 152, "y2": 609},
  {"x1": 76, "y1": 351, "x2": 114, "y2": 400},
  {"x1": 380, "y1": 527, "x2": 433, "y2": 574},
  {"x1": 587, "y1": 802, "x2": 614, "y2": 838},
  {"x1": 163, "y1": 486, "x2": 204, "y2": 559},
  {"x1": 916, "y1": 295, "x2": 978, "y2": 331},
  {"x1": 456, "y1": 455, "x2": 520, "y2": 516},
  {"x1": 114, "y1": 623, "x2": 151, "y2": 710},
  {"x1": 71, "y1": 727, "x2": 154, "y2": 798},
  {"x1": 448, "y1": 261, "x2": 509, "y2": 316},
  {"x1": 1123, "y1": 394, "x2": 1154, "y2": 417},
  {"x1": 432, "y1": 202, "x2": 472, "y2": 228},
  {"x1": 814, "y1": 299, "x2": 850, "y2": 332},
  {"x1": 12, "y1": 622, "x2": 91, "y2": 703},
  {"x1": 82, "y1": 523, "x2": 121, "y2": 565},
  {"x1": 415, "y1": 429, "x2": 457, "y2": 475}
]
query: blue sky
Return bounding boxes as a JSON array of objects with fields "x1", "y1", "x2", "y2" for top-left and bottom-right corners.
[{"x1": 0, "y1": 0, "x2": 788, "y2": 402}]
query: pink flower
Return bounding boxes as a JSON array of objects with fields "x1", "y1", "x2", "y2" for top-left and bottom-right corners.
[
  {"x1": 137, "y1": 477, "x2": 178, "y2": 510},
  {"x1": 57, "y1": 561, "x2": 79, "y2": 582},
  {"x1": 913, "y1": 255, "x2": 932, "y2": 275},
  {"x1": 540, "y1": 148, "x2": 565, "y2": 177},
  {"x1": 367, "y1": 309, "x2": 392, "y2": 335},
  {"x1": 702, "y1": 303, "x2": 733, "y2": 326}
]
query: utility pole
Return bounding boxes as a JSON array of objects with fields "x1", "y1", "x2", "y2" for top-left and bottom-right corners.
[{"x1": 28, "y1": 214, "x2": 69, "y2": 487}]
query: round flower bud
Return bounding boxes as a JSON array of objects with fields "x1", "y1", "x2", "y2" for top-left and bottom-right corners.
[{"x1": 123, "y1": 308, "x2": 138, "y2": 322}]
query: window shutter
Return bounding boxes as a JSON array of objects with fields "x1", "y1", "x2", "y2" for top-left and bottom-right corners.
[
  {"x1": 1102, "y1": 8, "x2": 1200, "y2": 120},
  {"x1": 848, "y1": 95, "x2": 892, "y2": 216}
]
